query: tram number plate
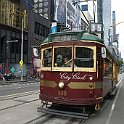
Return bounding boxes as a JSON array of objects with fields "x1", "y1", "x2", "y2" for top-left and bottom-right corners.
[{"x1": 58, "y1": 90, "x2": 67, "y2": 96}]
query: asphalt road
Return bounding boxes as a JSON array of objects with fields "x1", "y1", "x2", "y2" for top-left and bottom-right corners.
[{"x1": 0, "y1": 80, "x2": 39, "y2": 96}]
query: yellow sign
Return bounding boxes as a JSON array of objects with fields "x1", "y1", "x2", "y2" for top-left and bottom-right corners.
[{"x1": 19, "y1": 60, "x2": 23, "y2": 66}]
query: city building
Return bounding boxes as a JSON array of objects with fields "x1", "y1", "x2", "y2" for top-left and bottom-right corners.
[
  {"x1": 0, "y1": 0, "x2": 51, "y2": 78},
  {"x1": 102, "y1": 0, "x2": 112, "y2": 46},
  {"x1": 81, "y1": 3, "x2": 93, "y2": 31},
  {"x1": 97, "y1": 0, "x2": 120, "y2": 57},
  {"x1": 33, "y1": 0, "x2": 51, "y2": 20},
  {"x1": 34, "y1": 0, "x2": 82, "y2": 31},
  {"x1": 0, "y1": 0, "x2": 28, "y2": 77}
]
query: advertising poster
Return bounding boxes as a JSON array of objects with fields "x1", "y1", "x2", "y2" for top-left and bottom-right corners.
[
  {"x1": 54, "y1": 0, "x2": 66, "y2": 25},
  {"x1": 66, "y1": 0, "x2": 81, "y2": 30},
  {"x1": 54, "y1": 0, "x2": 81, "y2": 30}
]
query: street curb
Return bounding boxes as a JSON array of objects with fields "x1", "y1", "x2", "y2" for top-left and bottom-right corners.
[
  {"x1": 0, "y1": 79, "x2": 40, "y2": 85},
  {"x1": 0, "y1": 80, "x2": 27, "y2": 85}
]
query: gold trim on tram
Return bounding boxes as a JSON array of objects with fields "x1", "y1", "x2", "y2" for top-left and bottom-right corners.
[
  {"x1": 40, "y1": 80, "x2": 103, "y2": 89},
  {"x1": 41, "y1": 80, "x2": 57, "y2": 88}
]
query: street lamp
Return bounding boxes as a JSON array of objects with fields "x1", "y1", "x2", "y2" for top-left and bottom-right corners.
[{"x1": 20, "y1": 8, "x2": 33, "y2": 81}]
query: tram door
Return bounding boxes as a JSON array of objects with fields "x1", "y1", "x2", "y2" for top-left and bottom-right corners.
[
  {"x1": 96, "y1": 47, "x2": 103, "y2": 80},
  {"x1": 96, "y1": 47, "x2": 103, "y2": 96}
]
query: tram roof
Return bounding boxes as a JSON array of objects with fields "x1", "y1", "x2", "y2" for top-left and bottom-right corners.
[
  {"x1": 42, "y1": 31, "x2": 104, "y2": 44},
  {"x1": 81, "y1": 33, "x2": 103, "y2": 43}
]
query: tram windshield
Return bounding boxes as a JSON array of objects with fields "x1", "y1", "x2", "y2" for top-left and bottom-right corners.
[
  {"x1": 41, "y1": 46, "x2": 96, "y2": 72},
  {"x1": 75, "y1": 47, "x2": 94, "y2": 68},
  {"x1": 54, "y1": 47, "x2": 72, "y2": 67}
]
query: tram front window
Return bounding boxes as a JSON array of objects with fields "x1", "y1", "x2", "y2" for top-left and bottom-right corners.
[
  {"x1": 54, "y1": 47, "x2": 72, "y2": 67},
  {"x1": 75, "y1": 47, "x2": 94, "y2": 68}
]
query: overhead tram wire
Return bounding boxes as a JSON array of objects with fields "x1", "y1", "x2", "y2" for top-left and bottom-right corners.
[{"x1": 72, "y1": 1, "x2": 89, "y2": 25}]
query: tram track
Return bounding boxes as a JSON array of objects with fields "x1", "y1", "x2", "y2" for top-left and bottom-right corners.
[
  {"x1": 0, "y1": 97, "x2": 39, "y2": 112},
  {"x1": 0, "y1": 90, "x2": 40, "y2": 112},
  {"x1": 0, "y1": 90, "x2": 39, "y2": 101},
  {"x1": 25, "y1": 115, "x2": 88, "y2": 124},
  {"x1": 64, "y1": 118, "x2": 86, "y2": 124},
  {"x1": 26, "y1": 106, "x2": 90, "y2": 124},
  {"x1": 24, "y1": 114, "x2": 56, "y2": 124}
]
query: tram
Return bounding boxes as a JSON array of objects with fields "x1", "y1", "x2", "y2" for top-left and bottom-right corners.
[{"x1": 38, "y1": 30, "x2": 118, "y2": 117}]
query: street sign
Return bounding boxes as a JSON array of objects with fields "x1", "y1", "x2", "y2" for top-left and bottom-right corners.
[{"x1": 19, "y1": 60, "x2": 23, "y2": 66}]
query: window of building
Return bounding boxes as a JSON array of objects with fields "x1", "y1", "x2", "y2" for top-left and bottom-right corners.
[
  {"x1": 0, "y1": 0, "x2": 28, "y2": 30},
  {"x1": 34, "y1": 22, "x2": 49, "y2": 37},
  {"x1": 39, "y1": 9, "x2": 43, "y2": 13},
  {"x1": 34, "y1": 0, "x2": 38, "y2": 3},
  {"x1": 39, "y1": 3, "x2": 43, "y2": 7}
]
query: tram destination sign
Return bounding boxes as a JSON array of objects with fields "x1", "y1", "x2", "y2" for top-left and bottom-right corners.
[{"x1": 52, "y1": 34, "x2": 77, "y2": 41}]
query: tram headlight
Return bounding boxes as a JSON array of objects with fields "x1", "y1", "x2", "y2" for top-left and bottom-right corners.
[
  {"x1": 58, "y1": 82, "x2": 64, "y2": 89},
  {"x1": 89, "y1": 76, "x2": 93, "y2": 80}
]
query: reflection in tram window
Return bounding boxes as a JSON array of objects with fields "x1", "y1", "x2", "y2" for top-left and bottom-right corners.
[
  {"x1": 43, "y1": 48, "x2": 52, "y2": 67},
  {"x1": 75, "y1": 47, "x2": 94, "y2": 68},
  {"x1": 54, "y1": 47, "x2": 72, "y2": 67}
]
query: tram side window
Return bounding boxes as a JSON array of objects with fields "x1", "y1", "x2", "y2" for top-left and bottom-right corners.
[
  {"x1": 54, "y1": 47, "x2": 72, "y2": 67},
  {"x1": 43, "y1": 48, "x2": 52, "y2": 67},
  {"x1": 75, "y1": 47, "x2": 94, "y2": 68},
  {"x1": 103, "y1": 58, "x2": 112, "y2": 76}
]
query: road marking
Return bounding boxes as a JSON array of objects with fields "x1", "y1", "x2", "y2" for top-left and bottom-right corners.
[{"x1": 106, "y1": 75, "x2": 123, "y2": 124}]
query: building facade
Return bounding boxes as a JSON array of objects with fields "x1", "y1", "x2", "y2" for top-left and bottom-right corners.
[
  {"x1": 34, "y1": 0, "x2": 82, "y2": 31},
  {"x1": 0, "y1": 0, "x2": 28, "y2": 77},
  {"x1": 0, "y1": 0, "x2": 51, "y2": 78},
  {"x1": 33, "y1": 0, "x2": 51, "y2": 20}
]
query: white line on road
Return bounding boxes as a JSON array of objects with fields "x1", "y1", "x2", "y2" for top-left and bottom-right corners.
[{"x1": 105, "y1": 75, "x2": 123, "y2": 124}]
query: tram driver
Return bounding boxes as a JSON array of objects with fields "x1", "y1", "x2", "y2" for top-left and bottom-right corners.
[
  {"x1": 55, "y1": 54, "x2": 63, "y2": 67},
  {"x1": 62, "y1": 56, "x2": 77, "y2": 67}
]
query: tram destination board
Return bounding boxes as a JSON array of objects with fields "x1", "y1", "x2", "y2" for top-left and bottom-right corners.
[{"x1": 52, "y1": 34, "x2": 77, "y2": 41}]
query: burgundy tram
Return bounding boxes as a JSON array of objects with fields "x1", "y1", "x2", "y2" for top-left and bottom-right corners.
[{"x1": 39, "y1": 31, "x2": 118, "y2": 113}]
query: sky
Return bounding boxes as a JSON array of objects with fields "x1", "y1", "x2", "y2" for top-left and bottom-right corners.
[{"x1": 112, "y1": 0, "x2": 124, "y2": 59}]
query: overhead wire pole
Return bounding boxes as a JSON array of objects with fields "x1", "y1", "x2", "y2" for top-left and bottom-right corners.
[
  {"x1": 20, "y1": 16, "x2": 24, "y2": 81},
  {"x1": 19, "y1": 1, "x2": 35, "y2": 81},
  {"x1": 20, "y1": 0, "x2": 34, "y2": 81}
]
